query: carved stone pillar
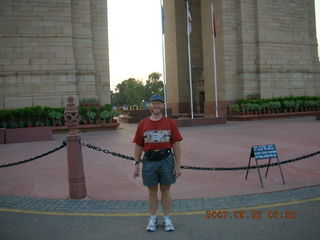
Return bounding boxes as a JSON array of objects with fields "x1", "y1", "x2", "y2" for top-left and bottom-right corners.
[{"x1": 64, "y1": 96, "x2": 87, "y2": 199}]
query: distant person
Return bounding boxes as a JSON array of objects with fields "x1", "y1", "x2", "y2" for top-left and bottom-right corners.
[{"x1": 133, "y1": 94, "x2": 183, "y2": 232}]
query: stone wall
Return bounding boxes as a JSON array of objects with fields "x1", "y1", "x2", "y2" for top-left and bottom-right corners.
[
  {"x1": 164, "y1": 0, "x2": 320, "y2": 116},
  {"x1": 0, "y1": 0, "x2": 111, "y2": 109}
]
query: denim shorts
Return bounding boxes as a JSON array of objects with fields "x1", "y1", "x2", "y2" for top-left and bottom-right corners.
[{"x1": 142, "y1": 153, "x2": 176, "y2": 187}]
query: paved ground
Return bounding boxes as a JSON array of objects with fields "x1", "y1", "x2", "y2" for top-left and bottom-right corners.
[
  {"x1": 0, "y1": 186, "x2": 320, "y2": 240},
  {"x1": 0, "y1": 117, "x2": 319, "y2": 200},
  {"x1": 0, "y1": 116, "x2": 319, "y2": 239}
]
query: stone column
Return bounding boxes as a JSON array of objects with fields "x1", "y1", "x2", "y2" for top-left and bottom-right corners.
[
  {"x1": 91, "y1": 0, "x2": 111, "y2": 105},
  {"x1": 64, "y1": 96, "x2": 87, "y2": 199},
  {"x1": 201, "y1": 0, "x2": 215, "y2": 115},
  {"x1": 164, "y1": 0, "x2": 191, "y2": 114},
  {"x1": 71, "y1": 0, "x2": 97, "y2": 100}
]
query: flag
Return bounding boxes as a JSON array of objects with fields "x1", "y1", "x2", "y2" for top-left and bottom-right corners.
[
  {"x1": 211, "y1": 4, "x2": 216, "y2": 37},
  {"x1": 186, "y1": 1, "x2": 192, "y2": 35},
  {"x1": 161, "y1": 1, "x2": 165, "y2": 34}
]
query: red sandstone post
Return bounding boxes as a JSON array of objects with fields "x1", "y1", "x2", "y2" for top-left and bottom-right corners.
[{"x1": 64, "y1": 96, "x2": 87, "y2": 199}]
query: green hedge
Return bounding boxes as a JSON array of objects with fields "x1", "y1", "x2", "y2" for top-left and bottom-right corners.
[
  {"x1": 0, "y1": 104, "x2": 118, "y2": 128},
  {"x1": 229, "y1": 96, "x2": 320, "y2": 114}
]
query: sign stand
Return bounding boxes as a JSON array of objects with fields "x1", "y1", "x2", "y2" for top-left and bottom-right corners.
[{"x1": 245, "y1": 144, "x2": 285, "y2": 188}]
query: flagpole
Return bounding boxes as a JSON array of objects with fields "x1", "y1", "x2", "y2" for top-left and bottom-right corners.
[
  {"x1": 160, "y1": 0, "x2": 168, "y2": 117},
  {"x1": 186, "y1": 0, "x2": 194, "y2": 119},
  {"x1": 211, "y1": 3, "x2": 219, "y2": 118}
]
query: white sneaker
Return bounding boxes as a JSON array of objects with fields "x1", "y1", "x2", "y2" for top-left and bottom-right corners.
[
  {"x1": 146, "y1": 216, "x2": 157, "y2": 232},
  {"x1": 163, "y1": 216, "x2": 175, "y2": 231}
]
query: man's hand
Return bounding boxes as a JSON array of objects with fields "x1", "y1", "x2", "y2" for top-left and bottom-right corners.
[
  {"x1": 133, "y1": 165, "x2": 140, "y2": 178},
  {"x1": 173, "y1": 164, "x2": 182, "y2": 179}
]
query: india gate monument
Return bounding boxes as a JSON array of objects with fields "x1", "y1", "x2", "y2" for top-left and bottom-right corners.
[
  {"x1": 0, "y1": 0, "x2": 319, "y2": 117},
  {"x1": 0, "y1": 0, "x2": 110, "y2": 109}
]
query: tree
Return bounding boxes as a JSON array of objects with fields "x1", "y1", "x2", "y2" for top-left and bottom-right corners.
[
  {"x1": 112, "y1": 78, "x2": 145, "y2": 106},
  {"x1": 111, "y1": 72, "x2": 164, "y2": 106},
  {"x1": 144, "y1": 72, "x2": 164, "y2": 101}
]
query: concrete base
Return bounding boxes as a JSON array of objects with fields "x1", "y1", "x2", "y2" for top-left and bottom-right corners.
[
  {"x1": 5, "y1": 127, "x2": 53, "y2": 143},
  {"x1": 0, "y1": 128, "x2": 5, "y2": 144},
  {"x1": 228, "y1": 111, "x2": 320, "y2": 121},
  {"x1": 52, "y1": 123, "x2": 120, "y2": 133},
  {"x1": 175, "y1": 117, "x2": 226, "y2": 127}
]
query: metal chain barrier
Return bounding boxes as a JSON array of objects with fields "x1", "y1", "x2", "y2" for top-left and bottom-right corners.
[
  {"x1": 82, "y1": 142, "x2": 320, "y2": 171},
  {"x1": 83, "y1": 143, "x2": 135, "y2": 161},
  {"x1": 0, "y1": 141, "x2": 67, "y2": 168}
]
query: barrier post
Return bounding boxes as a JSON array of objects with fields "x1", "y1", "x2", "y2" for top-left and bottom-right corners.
[{"x1": 64, "y1": 96, "x2": 87, "y2": 199}]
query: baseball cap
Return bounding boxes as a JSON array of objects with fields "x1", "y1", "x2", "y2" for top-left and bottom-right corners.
[{"x1": 149, "y1": 94, "x2": 164, "y2": 103}]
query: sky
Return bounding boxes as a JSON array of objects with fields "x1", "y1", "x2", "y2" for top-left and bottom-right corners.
[
  {"x1": 107, "y1": 0, "x2": 163, "y2": 91},
  {"x1": 107, "y1": 0, "x2": 320, "y2": 92}
]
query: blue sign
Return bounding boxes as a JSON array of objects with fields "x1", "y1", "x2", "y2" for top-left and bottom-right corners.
[{"x1": 251, "y1": 144, "x2": 278, "y2": 160}]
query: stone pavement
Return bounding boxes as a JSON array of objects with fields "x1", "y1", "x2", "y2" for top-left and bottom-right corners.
[
  {"x1": 0, "y1": 116, "x2": 319, "y2": 201},
  {"x1": 0, "y1": 186, "x2": 320, "y2": 240},
  {"x1": 0, "y1": 185, "x2": 319, "y2": 214}
]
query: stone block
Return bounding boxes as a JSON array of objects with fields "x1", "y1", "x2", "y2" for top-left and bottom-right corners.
[
  {"x1": 292, "y1": 80, "x2": 305, "y2": 88},
  {"x1": 260, "y1": 90, "x2": 273, "y2": 99},
  {"x1": 5, "y1": 97, "x2": 33, "y2": 109},
  {"x1": 43, "y1": 26, "x2": 63, "y2": 34},
  {"x1": 273, "y1": 89, "x2": 290, "y2": 97},
  {"x1": 49, "y1": 57, "x2": 67, "y2": 64},
  {"x1": 31, "y1": 58, "x2": 49, "y2": 65},
  {"x1": 18, "y1": 25, "x2": 42, "y2": 34},
  {"x1": 290, "y1": 89, "x2": 306, "y2": 96},
  {"x1": 33, "y1": 96, "x2": 62, "y2": 107},
  {"x1": 0, "y1": 97, "x2": 4, "y2": 109}
]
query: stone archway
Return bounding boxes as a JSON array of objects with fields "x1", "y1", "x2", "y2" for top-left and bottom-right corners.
[
  {"x1": 163, "y1": 0, "x2": 320, "y2": 116},
  {"x1": 0, "y1": 0, "x2": 110, "y2": 109}
]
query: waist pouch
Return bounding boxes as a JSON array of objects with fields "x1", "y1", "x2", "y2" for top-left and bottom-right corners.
[{"x1": 145, "y1": 149, "x2": 172, "y2": 161}]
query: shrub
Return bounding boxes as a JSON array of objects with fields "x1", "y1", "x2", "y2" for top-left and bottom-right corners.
[
  {"x1": 49, "y1": 111, "x2": 57, "y2": 121},
  {"x1": 99, "y1": 110, "x2": 112, "y2": 121},
  {"x1": 229, "y1": 104, "x2": 240, "y2": 114},
  {"x1": 79, "y1": 98, "x2": 100, "y2": 106},
  {"x1": 111, "y1": 109, "x2": 120, "y2": 117},
  {"x1": 100, "y1": 104, "x2": 112, "y2": 112},
  {"x1": 79, "y1": 106, "x2": 88, "y2": 121},
  {"x1": 251, "y1": 104, "x2": 262, "y2": 113},
  {"x1": 49, "y1": 111, "x2": 63, "y2": 124},
  {"x1": 282, "y1": 101, "x2": 295, "y2": 111},
  {"x1": 0, "y1": 110, "x2": 5, "y2": 122},
  {"x1": 243, "y1": 103, "x2": 254, "y2": 113},
  {"x1": 86, "y1": 111, "x2": 96, "y2": 121}
]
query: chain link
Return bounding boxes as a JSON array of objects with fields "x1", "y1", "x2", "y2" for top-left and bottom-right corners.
[
  {"x1": 82, "y1": 142, "x2": 320, "y2": 171},
  {"x1": 0, "y1": 141, "x2": 67, "y2": 168},
  {"x1": 82, "y1": 142, "x2": 135, "y2": 161}
]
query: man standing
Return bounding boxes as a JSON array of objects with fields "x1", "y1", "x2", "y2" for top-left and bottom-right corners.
[{"x1": 133, "y1": 94, "x2": 183, "y2": 232}]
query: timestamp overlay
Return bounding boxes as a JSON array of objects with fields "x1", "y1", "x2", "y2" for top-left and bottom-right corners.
[{"x1": 205, "y1": 209, "x2": 297, "y2": 220}]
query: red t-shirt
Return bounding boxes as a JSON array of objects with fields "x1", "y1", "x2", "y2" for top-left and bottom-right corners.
[{"x1": 133, "y1": 117, "x2": 183, "y2": 152}]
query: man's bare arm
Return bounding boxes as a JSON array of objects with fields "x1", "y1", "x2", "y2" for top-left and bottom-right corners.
[
  {"x1": 172, "y1": 141, "x2": 181, "y2": 166},
  {"x1": 134, "y1": 144, "x2": 143, "y2": 162},
  {"x1": 133, "y1": 144, "x2": 142, "y2": 178}
]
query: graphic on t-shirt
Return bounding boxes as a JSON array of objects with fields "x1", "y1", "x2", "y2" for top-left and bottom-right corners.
[{"x1": 144, "y1": 130, "x2": 171, "y2": 143}]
